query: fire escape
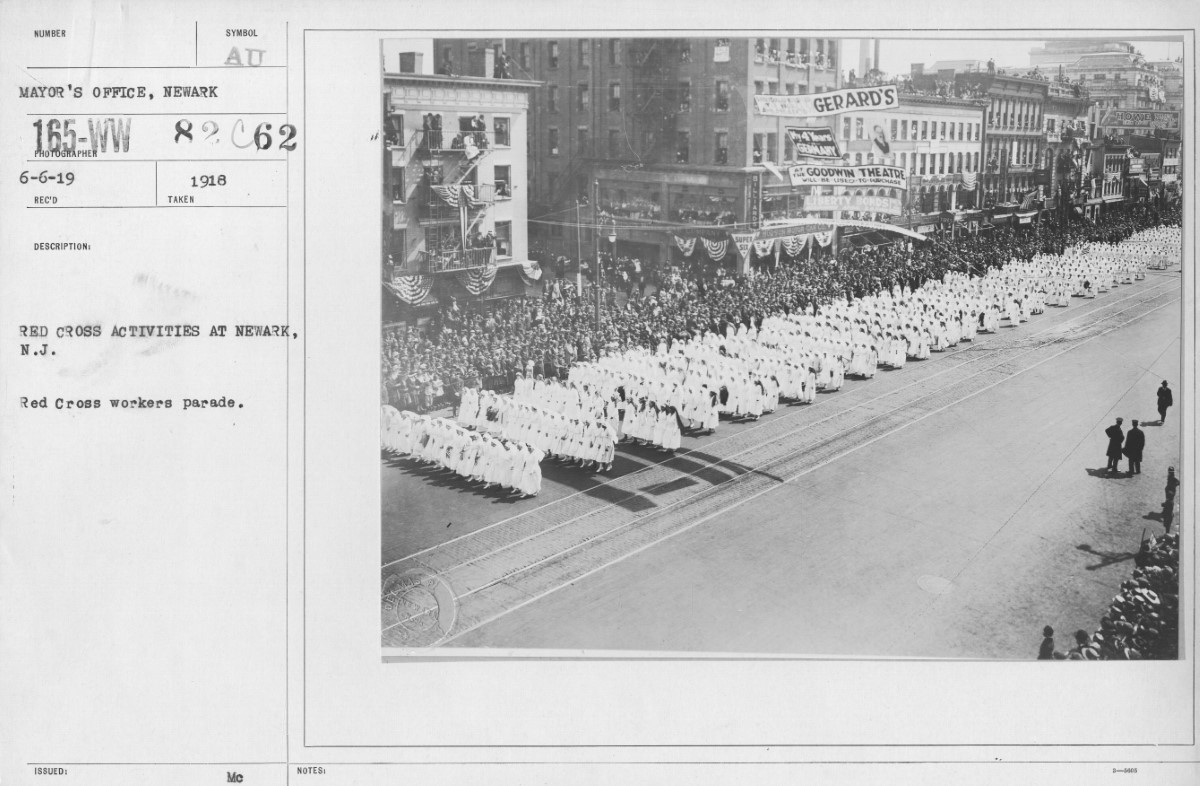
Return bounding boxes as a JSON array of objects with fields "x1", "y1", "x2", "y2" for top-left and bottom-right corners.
[
  {"x1": 412, "y1": 125, "x2": 496, "y2": 274},
  {"x1": 628, "y1": 39, "x2": 681, "y2": 166}
]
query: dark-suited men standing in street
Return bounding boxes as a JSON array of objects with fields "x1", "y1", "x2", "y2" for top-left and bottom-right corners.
[
  {"x1": 1157, "y1": 381, "x2": 1173, "y2": 423},
  {"x1": 1105, "y1": 418, "x2": 1125, "y2": 475},
  {"x1": 1123, "y1": 419, "x2": 1145, "y2": 475}
]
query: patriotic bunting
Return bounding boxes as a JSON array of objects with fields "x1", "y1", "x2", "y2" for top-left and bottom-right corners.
[
  {"x1": 457, "y1": 265, "x2": 498, "y2": 296},
  {"x1": 813, "y1": 230, "x2": 834, "y2": 247},
  {"x1": 961, "y1": 171, "x2": 977, "y2": 189},
  {"x1": 390, "y1": 274, "x2": 434, "y2": 304},
  {"x1": 701, "y1": 237, "x2": 729, "y2": 261},
  {"x1": 753, "y1": 238, "x2": 776, "y2": 257},
  {"x1": 674, "y1": 236, "x2": 697, "y2": 256},
  {"x1": 782, "y1": 236, "x2": 808, "y2": 256},
  {"x1": 432, "y1": 184, "x2": 460, "y2": 207},
  {"x1": 518, "y1": 261, "x2": 543, "y2": 286}
]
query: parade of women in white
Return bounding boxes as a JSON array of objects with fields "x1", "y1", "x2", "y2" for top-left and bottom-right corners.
[{"x1": 384, "y1": 227, "x2": 1176, "y2": 495}]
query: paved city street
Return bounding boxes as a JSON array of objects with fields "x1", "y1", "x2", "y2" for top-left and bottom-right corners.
[{"x1": 383, "y1": 271, "x2": 1180, "y2": 657}]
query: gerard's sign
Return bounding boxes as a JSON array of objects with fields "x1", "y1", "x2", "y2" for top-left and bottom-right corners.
[{"x1": 755, "y1": 85, "x2": 899, "y2": 117}]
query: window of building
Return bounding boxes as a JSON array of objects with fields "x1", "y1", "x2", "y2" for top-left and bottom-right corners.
[
  {"x1": 752, "y1": 133, "x2": 764, "y2": 160},
  {"x1": 767, "y1": 132, "x2": 778, "y2": 162},
  {"x1": 939, "y1": 121, "x2": 946, "y2": 139},
  {"x1": 768, "y1": 81, "x2": 779, "y2": 95},
  {"x1": 577, "y1": 83, "x2": 589, "y2": 110},
  {"x1": 920, "y1": 121, "x2": 928, "y2": 140},
  {"x1": 577, "y1": 127, "x2": 589, "y2": 153},
  {"x1": 715, "y1": 131, "x2": 729, "y2": 164},
  {"x1": 843, "y1": 117, "x2": 851, "y2": 140},
  {"x1": 785, "y1": 132, "x2": 795, "y2": 161},
  {"x1": 548, "y1": 127, "x2": 559, "y2": 156},
  {"x1": 391, "y1": 167, "x2": 405, "y2": 202},
  {"x1": 679, "y1": 81, "x2": 692, "y2": 111},
  {"x1": 974, "y1": 152, "x2": 979, "y2": 171},
  {"x1": 855, "y1": 117, "x2": 864, "y2": 140},
  {"x1": 518, "y1": 42, "x2": 531, "y2": 70},
  {"x1": 493, "y1": 165, "x2": 511, "y2": 198},
  {"x1": 900, "y1": 151, "x2": 908, "y2": 172},
  {"x1": 676, "y1": 130, "x2": 690, "y2": 163},
  {"x1": 609, "y1": 83, "x2": 621, "y2": 112},
  {"x1": 900, "y1": 119, "x2": 908, "y2": 140},
  {"x1": 609, "y1": 39, "x2": 622, "y2": 66},
  {"x1": 578, "y1": 39, "x2": 591, "y2": 68},
  {"x1": 495, "y1": 221, "x2": 512, "y2": 257},
  {"x1": 547, "y1": 40, "x2": 559, "y2": 69},
  {"x1": 492, "y1": 116, "x2": 510, "y2": 147},
  {"x1": 547, "y1": 84, "x2": 558, "y2": 112},
  {"x1": 389, "y1": 228, "x2": 406, "y2": 269},
  {"x1": 919, "y1": 153, "x2": 926, "y2": 175},
  {"x1": 890, "y1": 118, "x2": 898, "y2": 141},
  {"x1": 854, "y1": 152, "x2": 863, "y2": 165},
  {"x1": 715, "y1": 81, "x2": 730, "y2": 111},
  {"x1": 608, "y1": 129, "x2": 621, "y2": 158},
  {"x1": 680, "y1": 42, "x2": 692, "y2": 62},
  {"x1": 948, "y1": 122, "x2": 955, "y2": 141}
]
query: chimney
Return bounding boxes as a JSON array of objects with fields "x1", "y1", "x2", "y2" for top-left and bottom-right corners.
[
  {"x1": 398, "y1": 51, "x2": 423, "y2": 74},
  {"x1": 485, "y1": 46, "x2": 496, "y2": 79}
]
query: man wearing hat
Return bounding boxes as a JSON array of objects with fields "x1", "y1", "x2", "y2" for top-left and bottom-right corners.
[
  {"x1": 1156, "y1": 381, "x2": 1173, "y2": 424},
  {"x1": 1104, "y1": 418, "x2": 1125, "y2": 475},
  {"x1": 1119, "y1": 419, "x2": 1145, "y2": 475},
  {"x1": 1163, "y1": 467, "x2": 1179, "y2": 533}
]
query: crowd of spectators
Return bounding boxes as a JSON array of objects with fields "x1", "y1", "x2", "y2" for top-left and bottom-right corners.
[
  {"x1": 1042, "y1": 531, "x2": 1179, "y2": 660},
  {"x1": 382, "y1": 202, "x2": 1180, "y2": 413}
]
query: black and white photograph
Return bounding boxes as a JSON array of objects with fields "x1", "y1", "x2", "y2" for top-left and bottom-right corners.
[{"x1": 380, "y1": 33, "x2": 1184, "y2": 657}]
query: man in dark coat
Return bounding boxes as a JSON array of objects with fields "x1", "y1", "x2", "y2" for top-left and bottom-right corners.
[
  {"x1": 1123, "y1": 419, "x2": 1145, "y2": 475},
  {"x1": 1104, "y1": 418, "x2": 1125, "y2": 475},
  {"x1": 1157, "y1": 381, "x2": 1173, "y2": 423}
]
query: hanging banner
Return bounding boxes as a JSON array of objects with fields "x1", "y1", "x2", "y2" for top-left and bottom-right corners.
[
  {"x1": 731, "y1": 232, "x2": 755, "y2": 259},
  {"x1": 961, "y1": 171, "x2": 977, "y2": 189},
  {"x1": 674, "y1": 236, "x2": 697, "y2": 256},
  {"x1": 701, "y1": 237, "x2": 730, "y2": 261},
  {"x1": 785, "y1": 126, "x2": 842, "y2": 159},
  {"x1": 753, "y1": 238, "x2": 777, "y2": 257},
  {"x1": 788, "y1": 163, "x2": 908, "y2": 189},
  {"x1": 805, "y1": 194, "x2": 902, "y2": 215},
  {"x1": 870, "y1": 120, "x2": 891, "y2": 155},
  {"x1": 754, "y1": 84, "x2": 899, "y2": 117}
]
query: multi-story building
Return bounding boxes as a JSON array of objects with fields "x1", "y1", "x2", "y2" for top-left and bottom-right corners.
[
  {"x1": 1146, "y1": 58, "x2": 1185, "y2": 111},
  {"x1": 1128, "y1": 132, "x2": 1184, "y2": 203},
  {"x1": 910, "y1": 64, "x2": 1049, "y2": 207},
  {"x1": 380, "y1": 47, "x2": 538, "y2": 321},
  {"x1": 437, "y1": 36, "x2": 845, "y2": 270},
  {"x1": 1041, "y1": 78, "x2": 1092, "y2": 215}
]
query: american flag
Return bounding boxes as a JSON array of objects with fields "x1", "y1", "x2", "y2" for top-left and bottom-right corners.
[{"x1": 1018, "y1": 190, "x2": 1037, "y2": 210}]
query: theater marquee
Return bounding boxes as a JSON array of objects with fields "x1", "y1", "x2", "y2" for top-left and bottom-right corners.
[{"x1": 788, "y1": 164, "x2": 908, "y2": 189}]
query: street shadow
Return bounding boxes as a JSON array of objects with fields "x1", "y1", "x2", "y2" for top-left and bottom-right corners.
[
  {"x1": 1144, "y1": 419, "x2": 1165, "y2": 427},
  {"x1": 1085, "y1": 467, "x2": 1124, "y2": 478},
  {"x1": 1143, "y1": 509, "x2": 1164, "y2": 523},
  {"x1": 1076, "y1": 543, "x2": 1138, "y2": 571}
]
